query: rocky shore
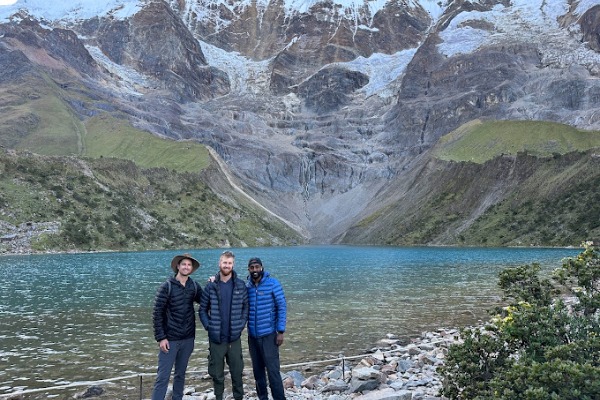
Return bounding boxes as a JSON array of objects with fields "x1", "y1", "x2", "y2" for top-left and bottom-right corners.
[
  {"x1": 155, "y1": 329, "x2": 457, "y2": 400},
  {"x1": 2, "y1": 329, "x2": 460, "y2": 400},
  {"x1": 146, "y1": 329, "x2": 455, "y2": 400},
  {"x1": 0, "y1": 221, "x2": 60, "y2": 255}
]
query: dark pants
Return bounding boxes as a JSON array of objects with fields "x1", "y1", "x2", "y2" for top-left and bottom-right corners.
[
  {"x1": 248, "y1": 333, "x2": 285, "y2": 400},
  {"x1": 151, "y1": 337, "x2": 195, "y2": 400},
  {"x1": 207, "y1": 338, "x2": 244, "y2": 400}
]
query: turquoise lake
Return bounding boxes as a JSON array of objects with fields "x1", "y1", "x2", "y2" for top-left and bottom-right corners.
[{"x1": 0, "y1": 245, "x2": 582, "y2": 395}]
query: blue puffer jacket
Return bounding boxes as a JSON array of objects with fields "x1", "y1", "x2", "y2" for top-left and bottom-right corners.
[
  {"x1": 246, "y1": 271, "x2": 287, "y2": 338},
  {"x1": 153, "y1": 277, "x2": 202, "y2": 342},
  {"x1": 199, "y1": 270, "x2": 248, "y2": 344}
]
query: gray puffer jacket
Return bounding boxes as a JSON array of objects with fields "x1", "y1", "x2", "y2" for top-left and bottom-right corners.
[{"x1": 199, "y1": 271, "x2": 248, "y2": 344}]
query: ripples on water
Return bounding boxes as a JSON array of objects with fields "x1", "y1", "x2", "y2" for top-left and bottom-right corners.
[{"x1": 0, "y1": 246, "x2": 580, "y2": 394}]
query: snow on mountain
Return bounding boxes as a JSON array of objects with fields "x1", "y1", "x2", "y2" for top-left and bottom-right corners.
[
  {"x1": 0, "y1": 0, "x2": 141, "y2": 22},
  {"x1": 577, "y1": 0, "x2": 600, "y2": 15},
  {"x1": 3, "y1": 0, "x2": 600, "y2": 100},
  {"x1": 437, "y1": 0, "x2": 600, "y2": 72},
  {"x1": 85, "y1": 45, "x2": 149, "y2": 96},
  {"x1": 0, "y1": 0, "x2": 445, "y2": 24},
  {"x1": 200, "y1": 41, "x2": 272, "y2": 94},
  {"x1": 438, "y1": 0, "x2": 565, "y2": 57},
  {"x1": 334, "y1": 49, "x2": 417, "y2": 98}
]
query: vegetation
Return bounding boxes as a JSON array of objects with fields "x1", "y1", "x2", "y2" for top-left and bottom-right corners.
[
  {"x1": 0, "y1": 77, "x2": 208, "y2": 172},
  {"x1": 3, "y1": 91, "x2": 599, "y2": 249},
  {"x1": 83, "y1": 115, "x2": 210, "y2": 172},
  {"x1": 459, "y1": 172, "x2": 600, "y2": 246},
  {"x1": 439, "y1": 243, "x2": 600, "y2": 399},
  {"x1": 0, "y1": 149, "x2": 301, "y2": 253},
  {"x1": 433, "y1": 119, "x2": 600, "y2": 163},
  {"x1": 0, "y1": 74, "x2": 84, "y2": 155},
  {"x1": 346, "y1": 149, "x2": 599, "y2": 247}
]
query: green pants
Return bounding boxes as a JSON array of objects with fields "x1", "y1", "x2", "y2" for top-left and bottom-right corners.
[{"x1": 208, "y1": 338, "x2": 244, "y2": 400}]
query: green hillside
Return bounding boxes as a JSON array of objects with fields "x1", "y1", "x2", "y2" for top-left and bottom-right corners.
[
  {"x1": 342, "y1": 149, "x2": 600, "y2": 247},
  {"x1": 83, "y1": 115, "x2": 210, "y2": 173},
  {"x1": 0, "y1": 149, "x2": 302, "y2": 254},
  {"x1": 0, "y1": 76, "x2": 83, "y2": 155},
  {"x1": 433, "y1": 120, "x2": 600, "y2": 163},
  {"x1": 0, "y1": 75, "x2": 208, "y2": 173}
]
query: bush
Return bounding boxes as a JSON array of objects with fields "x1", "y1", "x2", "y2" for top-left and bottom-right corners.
[{"x1": 439, "y1": 243, "x2": 600, "y2": 399}]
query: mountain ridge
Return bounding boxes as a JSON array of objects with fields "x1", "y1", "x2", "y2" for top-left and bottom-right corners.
[{"x1": 0, "y1": 0, "x2": 599, "y2": 248}]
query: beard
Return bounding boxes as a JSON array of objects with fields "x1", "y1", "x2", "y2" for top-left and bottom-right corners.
[{"x1": 251, "y1": 270, "x2": 264, "y2": 280}]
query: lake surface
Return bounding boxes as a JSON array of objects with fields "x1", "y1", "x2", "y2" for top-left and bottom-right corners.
[{"x1": 0, "y1": 245, "x2": 581, "y2": 395}]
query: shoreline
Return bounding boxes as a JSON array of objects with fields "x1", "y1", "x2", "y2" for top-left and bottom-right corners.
[
  {"x1": 1, "y1": 329, "x2": 459, "y2": 400},
  {"x1": 0, "y1": 243, "x2": 584, "y2": 258}
]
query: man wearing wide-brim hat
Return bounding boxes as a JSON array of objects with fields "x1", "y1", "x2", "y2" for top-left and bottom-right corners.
[{"x1": 151, "y1": 253, "x2": 203, "y2": 400}]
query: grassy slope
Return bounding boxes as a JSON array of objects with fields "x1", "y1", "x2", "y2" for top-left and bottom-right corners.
[
  {"x1": 0, "y1": 76, "x2": 208, "y2": 174},
  {"x1": 433, "y1": 119, "x2": 600, "y2": 163},
  {"x1": 342, "y1": 120, "x2": 600, "y2": 247},
  {"x1": 83, "y1": 115, "x2": 211, "y2": 172},
  {"x1": 457, "y1": 154, "x2": 600, "y2": 246},
  {"x1": 0, "y1": 81, "x2": 302, "y2": 252},
  {"x1": 0, "y1": 75, "x2": 82, "y2": 155}
]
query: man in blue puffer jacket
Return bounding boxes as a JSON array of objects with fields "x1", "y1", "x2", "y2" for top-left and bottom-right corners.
[
  {"x1": 199, "y1": 251, "x2": 248, "y2": 400},
  {"x1": 246, "y1": 257, "x2": 287, "y2": 400}
]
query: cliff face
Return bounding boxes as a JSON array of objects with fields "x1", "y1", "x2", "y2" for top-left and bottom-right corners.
[{"x1": 0, "y1": 0, "x2": 599, "y2": 245}]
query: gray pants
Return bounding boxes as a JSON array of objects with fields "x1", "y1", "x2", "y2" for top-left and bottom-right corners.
[
  {"x1": 151, "y1": 337, "x2": 195, "y2": 400},
  {"x1": 208, "y1": 338, "x2": 245, "y2": 400}
]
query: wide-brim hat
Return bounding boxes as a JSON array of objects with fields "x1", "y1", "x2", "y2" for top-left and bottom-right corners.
[{"x1": 171, "y1": 253, "x2": 200, "y2": 273}]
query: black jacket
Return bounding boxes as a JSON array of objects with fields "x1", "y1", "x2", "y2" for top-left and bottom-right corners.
[
  {"x1": 152, "y1": 277, "x2": 202, "y2": 342},
  {"x1": 199, "y1": 271, "x2": 248, "y2": 344}
]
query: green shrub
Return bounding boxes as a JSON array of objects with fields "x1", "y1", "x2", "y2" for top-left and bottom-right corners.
[{"x1": 439, "y1": 243, "x2": 600, "y2": 399}]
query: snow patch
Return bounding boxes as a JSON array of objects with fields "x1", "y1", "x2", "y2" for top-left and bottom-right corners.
[
  {"x1": 85, "y1": 45, "x2": 148, "y2": 96},
  {"x1": 200, "y1": 41, "x2": 273, "y2": 94},
  {"x1": 334, "y1": 48, "x2": 417, "y2": 97},
  {"x1": 0, "y1": 0, "x2": 142, "y2": 22},
  {"x1": 436, "y1": 0, "x2": 594, "y2": 57}
]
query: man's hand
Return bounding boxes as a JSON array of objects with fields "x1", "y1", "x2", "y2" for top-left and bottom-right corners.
[
  {"x1": 276, "y1": 332, "x2": 284, "y2": 346},
  {"x1": 159, "y1": 338, "x2": 170, "y2": 353}
]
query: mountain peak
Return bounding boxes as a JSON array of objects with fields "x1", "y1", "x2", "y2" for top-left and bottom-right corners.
[{"x1": 0, "y1": 0, "x2": 599, "y2": 245}]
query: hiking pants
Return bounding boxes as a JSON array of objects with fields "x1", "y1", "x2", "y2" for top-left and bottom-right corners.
[
  {"x1": 151, "y1": 337, "x2": 194, "y2": 400},
  {"x1": 207, "y1": 338, "x2": 244, "y2": 400},
  {"x1": 248, "y1": 332, "x2": 286, "y2": 400}
]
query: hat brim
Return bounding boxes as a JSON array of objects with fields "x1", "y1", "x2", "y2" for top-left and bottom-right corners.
[{"x1": 171, "y1": 254, "x2": 200, "y2": 273}]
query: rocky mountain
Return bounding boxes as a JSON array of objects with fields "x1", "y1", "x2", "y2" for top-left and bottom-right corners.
[{"x1": 0, "y1": 0, "x2": 599, "y2": 248}]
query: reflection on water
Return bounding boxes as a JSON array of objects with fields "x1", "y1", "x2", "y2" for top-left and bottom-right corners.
[{"x1": 0, "y1": 246, "x2": 579, "y2": 394}]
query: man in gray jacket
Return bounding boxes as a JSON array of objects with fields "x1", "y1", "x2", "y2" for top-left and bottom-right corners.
[{"x1": 199, "y1": 251, "x2": 248, "y2": 400}]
